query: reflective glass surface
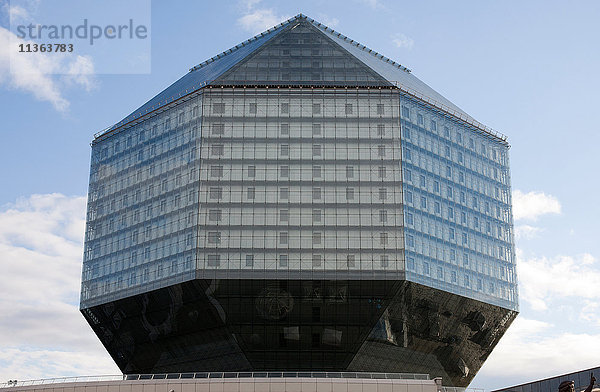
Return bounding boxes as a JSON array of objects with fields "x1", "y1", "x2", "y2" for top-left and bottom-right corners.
[
  {"x1": 399, "y1": 98, "x2": 517, "y2": 311},
  {"x1": 82, "y1": 279, "x2": 515, "y2": 387},
  {"x1": 81, "y1": 96, "x2": 203, "y2": 308},
  {"x1": 197, "y1": 88, "x2": 404, "y2": 279}
]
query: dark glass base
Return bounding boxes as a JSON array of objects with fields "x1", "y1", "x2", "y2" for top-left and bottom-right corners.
[{"x1": 82, "y1": 279, "x2": 516, "y2": 387}]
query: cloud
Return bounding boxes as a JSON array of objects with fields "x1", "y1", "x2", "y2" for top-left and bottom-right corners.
[
  {"x1": 0, "y1": 26, "x2": 97, "y2": 111},
  {"x1": 478, "y1": 317, "x2": 600, "y2": 383},
  {"x1": 392, "y1": 33, "x2": 414, "y2": 49},
  {"x1": 237, "y1": 7, "x2": 291, "y2": 35},
  {"x1": 517, "y1": 249, "x2": 600, "y2": 311},
  {"x1": 513, "y1": 190, "x2": 561, "y2": 221},
  {"x1": 515, "y1": 224, "x2": 542, "y2": 240},
  {"x1": 317, "y1": 14, "x2": 340, "y2": 28},
  {"x1": 0, "y1": 194, "x2": 119, "y2": 381}
]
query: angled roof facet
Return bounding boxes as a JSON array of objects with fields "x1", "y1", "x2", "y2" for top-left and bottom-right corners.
[
  {"x1": 97, "y1": 13, "x2": 505, "y2": 143},
  {"x1": 214, "y1": 20, "x2": 391, "y2": 87}
]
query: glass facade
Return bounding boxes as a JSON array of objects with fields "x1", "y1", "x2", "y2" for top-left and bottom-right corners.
[
  {"x1": 82, "y1": 95, "x2": 203, "y2": 308},
  {"x1": 399, "y1": 98, "x2": 516, "y2": 311},
  {"x1": 80, "y1": 14, "x2": 517, "y2": 387}
]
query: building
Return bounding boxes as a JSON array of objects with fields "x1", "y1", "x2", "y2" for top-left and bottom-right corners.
[
  {"x1": 80, "y1": 14, "x2": 518, "y2": 388},
  {"x1": 493, "y1": 366, "x2": 599, "y2": 392}
]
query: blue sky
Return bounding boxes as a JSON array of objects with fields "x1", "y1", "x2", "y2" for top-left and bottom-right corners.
[{"x1": 1, "y1": 0, "x2": 599, "y2": 390}]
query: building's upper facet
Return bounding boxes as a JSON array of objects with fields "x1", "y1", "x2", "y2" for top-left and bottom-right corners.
[{"x1": 81, "y1": 14, "x2": 517, "y2": 386}]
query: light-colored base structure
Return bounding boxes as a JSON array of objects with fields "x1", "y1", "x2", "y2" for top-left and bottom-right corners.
[{"x1": 2, "y1": 376, "x2": 444, "y2": 392}]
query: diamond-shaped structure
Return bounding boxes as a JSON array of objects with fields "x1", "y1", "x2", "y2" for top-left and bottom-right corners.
[{"x1": 81, "y1": 14, "x2": 517, "y2": 387}]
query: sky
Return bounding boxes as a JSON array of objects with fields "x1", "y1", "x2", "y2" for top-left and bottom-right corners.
[{"x1": 0, "y1": 0, "x2": 599, "y2": 390}]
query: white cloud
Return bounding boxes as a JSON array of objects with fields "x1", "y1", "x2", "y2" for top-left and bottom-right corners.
[
  {"x1": 0, "y1": 26, "x2": 97, "y2": 111},
  {"x1": 392, "y1": 33, "x2": 414, "y2": 49},
  {"x1": 517, "y1": 249, "x2": 600, "y2": 311},
  {"x1": 237, "y1": 8, "x2": 291, "y2": 35},
  {"x1": 0, "y1": 194, "x2": 119, "y2": 381},
  {"x1": 317, "y1": 14, "x2": 340, "y2": 28},
  {"x1": 513, "y1": 190, "x2": 561, "y2": 221},
  {"x1": 515, "y1": 224, "x2": 542, "y2": 240},
  {"x1": 479, "y1": 316, "x2": 600, "y2": 381}
]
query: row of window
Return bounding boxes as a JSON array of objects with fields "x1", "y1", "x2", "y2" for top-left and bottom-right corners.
[{"x1": 213, "y1": 102, "x2": 387, "y2": 116}]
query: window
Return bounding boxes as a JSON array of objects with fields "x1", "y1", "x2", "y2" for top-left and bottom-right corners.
[
  {"x1": 437, "y1": 267, "x2": 444, "y2": 279},
  {"x1": 312, "y1": 254, "x2": 322, "y2": 267},
  {"x1": 346, "y1": 188, "x2": 354, "y2": 200},
  {"x1": 446, "y1": 165, "x2": 452, "y2": 178},
  {"x1": 247, "y1": 187, "x2": 255, "y2": 199},
  {"x1": 178, "y1": 113, "x2": 185, "y2": 124},
  {"x1": 379, "y1": 188, "x2": 387, "y2": 200},
  {"x1": 312, "y1": 209, "x2": 322, "y2": 222},
  {"x1": 210, "y1": 165, "x2": 223, "y2": 178},
  {"x1": 280, "y1": 166, "x2": 289, "y2": 177},
  {"x1": 312, "y1": 165, "x2": 321, "y2": 178},
  {"x1": 280, "y1": 144, "x2": 289, "y2": 156},
  {"x1": 280, "y1": 187, "x2": 289, "y2": 199},
  {"x1": 449, "y1": 227, "x2": 455, "y2": 240},
  {"x1": 405, "y1": 190, "x2": 413, "y2": 203},
  {"x1": 312, "y1": 123, "x2": 321, "y2": 135},
  {"x1": 376, "y1": 104, "x2": 384, "y2": 115},
  {"x1": 450, "y1": 249, "x2": 456, "y2": 261},
  {"x1": 312, "y1": 144, "x2": 322, "y2": 157},
  {"x1": 459, "y1": 171, "x2": 465, "y2": 183},
  {"x1": 420, "y1": 196, "x2": 427, "y2": 209},
  {"x1": 463, "y1": 254, "x2": 469, "y2": 266},
  {"x1": 207, "y1": 254, "x2": 220, "y2": 267},
  {"x1": 407, "y1": 257, "x2": 415, "y2": 270},
  {"x1": 381, "y1": 255, "x2": 389, "y2": 267},
  {"x1": 211, "y1": 144, "x2": 224, "y2": 156},
  {"x1": 462, "y1": 233, "x2": 468, "y2": 245},
  {"x1": 401, "y1": 106, "x2": 410, "y2": 118},
  {"x1": 248, "y1": 165, "x2": 256, "y2": 177},
  {"x1": 417, "y1": 113, "x2": 424, "y2": 125},
  {"x1": 347, "y1": 254, "x2": 356, "y2": 268},
  {"x1": 312, "y1": 232, "x2": 322, "y2": 244},
  {"x1": 377, "y1": 145, "x2": 386, "y2": 157},
  {"x1": 377, "y1": 124, "x2": 385, "y2": 136},
  {"x1": 379, "y1": 210, "x2": 388, "y2": 223},
  {"x1": 378, "y1": 166, "x2": 386, "y2": 178},
  {"x1": 380, "y1": 232, "x2": 388, "y2": 246},
  {"x1": 435, "y1": 202, "x2": 441, "y2": 214},
  {"x1": 406, "y1": 234, "x2": 414, "y2": 247},
  {"x1": 209, "y1": 187, "x2": 222, "y2": 199},
  {"x1": 458, "y1": 151, "x2": 464, "y2": 163},
  {"x1": 313, "y1": 103, "x2": 321, "y2": 114},
  {"x1": 279, "y1": 232, "x2": 289, "y2": 245},
  {"x1": 245, "y1": 255, "x2": 254, "y2": 267},
  {"x1": 312, "y1": 187, "x2": 321, "y2": 200},
  {"x1": 465, "y1": 275, "x2": 471, "y2": 287},
  {"x1": 419, "y1": 175, "x2": 426, "y2": 188},
  {"x1": 445, "y1": 145, "x2": 451, "y2": 157},
  {"x1": 460, "y1": 191, "x2": 466, "y2": 204},
  {"x1": 346, "y1": 166, "x2": 354, "y2": 178},
  {"x1": 447, "y1": 186, "x2": 453, "y2": 199},
  {"x1": 280, "y1": 103, "x2": 289, "y2": 114},
  {"x1": 423, "y1": 261, "x2": 430, "y2": 275},
  {"x1": 345, "y1": 103, "x2": 353, "y2": 114},
  {"x1": 431, "y1": 120, "x2": 437, "y2": 131},
  {"x1": 279, "y1": 254, "x2": 288, "y2": 267},
  {"x1": 212, "y1": 103, "x2": 225, "y2": 114},
  {"x1": 402, "y1": 127, "x2": 410, "y2": 139},
  {"x1": 403, "y1": 147, "x2": 412, "y2": 161},
  {"x1": 406, "y1": 212, "x2": 413, "y2": 225},
  {"x1": 192, "y1": 106, "x2": 199, "y2": 117},
  {"x1": 209, "y1": 209, "x2": 222, "y2": 222},
  {"x1": 280, "y1": 209, "x2": 289, "y2": 222},
  {"x1": 249, "y1": 103, "x2": 257, "y2": 114},
  {"x1": 208, "y1": 232, "x2": 221, "y2": 244},
  {"x1": 280, "y1": 123, "x2": 289, "y2": 135},
  {"x1": 451, "y1": 271, "x2": 457, "y2": 283}
]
